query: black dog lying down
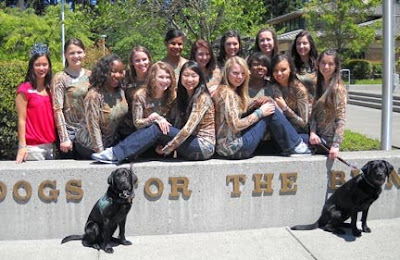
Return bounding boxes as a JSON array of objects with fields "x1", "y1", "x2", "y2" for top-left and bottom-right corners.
[
  {"x1": 291, "y1": 160, "x2": 393, "y2": 237},
  {"x1": 62, "y1": 168, "x2": 138, "y2": 253}
]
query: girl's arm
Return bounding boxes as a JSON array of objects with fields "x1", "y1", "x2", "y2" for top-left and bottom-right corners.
[
  {"x1": 332, "y1": 86, "x2": 347, "y2": 147},
  {"x1": 132, "y1": 90, "x2": 163, "y2": 129},
  {"x1": 15, "y1": 93, "x2": 28, "y2": 163},
  {"x1": 162, "y1": 94, "x2": 210, "y2": 155}
]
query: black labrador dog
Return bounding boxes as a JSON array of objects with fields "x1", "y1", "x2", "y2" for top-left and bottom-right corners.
[
  {"x1": 62, "y1": 167, "x2": 138, "y2": 253},
  {"x1": 291, "y1": 160, "x2": 393, "y2": 237}
]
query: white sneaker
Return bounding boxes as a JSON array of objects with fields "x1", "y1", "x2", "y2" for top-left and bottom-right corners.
[
  {"x1": 290, "y1": 141, "x2": 311, "y2": 157},
  {"x1": 91, "y1": 147, "x2": 118, "y2": 164}
]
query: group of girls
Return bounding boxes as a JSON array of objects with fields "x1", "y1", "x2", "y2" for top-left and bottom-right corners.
[{"x1": 15, "y1": 27, "x2": 346, "y2": 164}]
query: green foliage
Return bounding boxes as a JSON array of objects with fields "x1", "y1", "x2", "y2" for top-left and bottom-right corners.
[
  {"x1": 371, "y1": 62, "x2": 383, "y2": 78},
  {"x1": 304, "y1": 0, "x2": 381, "y2": 58},
  {"x1": 0, "y1": 60, "x2": 26, "y2": 160},
  {"x1": 354, "y1": 78, "x2": 382, "y2": 85},
  {"x1": 341, "y1": 130, "x2": 381, "y2": 151},
  {"x1": 344, "y1": 59, "x2": 373, "y2": 79}
]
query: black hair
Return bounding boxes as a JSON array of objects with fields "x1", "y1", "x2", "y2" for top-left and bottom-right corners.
[
  {"x1": 247, "y1": 52, "x2": 271, "y2": 78},
  {"x1": 217, "y1": 30, "x2": 243, "y2": 65},
  {"x1": 89, "y1": 54, "x2": 122, "y2": 89},
  {"x1": 316, "y1": 49, "x2": 342, "y2": 102},
  {"x1": 25, "y1": 52, "x2": 52, "y2": 90},
  {"x1": 291, "y1": 31, "x2": 318, "y2": 72},
  {"x1": 164, "y1": 28, "x2": 186, "y2": 43},
  {"x1": 177, "y1": 61, "x2": 210, "y2": 115}
]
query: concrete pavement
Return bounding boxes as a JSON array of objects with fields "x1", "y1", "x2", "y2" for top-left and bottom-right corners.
[{"x1": 0, "y1": 217, "x2": 399, "y2": 259}]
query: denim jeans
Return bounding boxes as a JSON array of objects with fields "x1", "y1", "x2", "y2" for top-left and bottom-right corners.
[
  {"x1": 113, "y1": 123, "x2": 206, "y2": 162},
  {"x1": 228, "y1": 109, "x2": 301, "y2": 159}
]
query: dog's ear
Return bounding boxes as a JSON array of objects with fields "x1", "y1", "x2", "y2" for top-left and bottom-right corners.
[
  {"x1": 383, "y1": 160, "x2": 394, "y2": 177},
  {"x1": 108, "y1": 169, "x2": 117, "y2": 186},
  {"x1": 361, "y1": 161, "x2": 373, "y2": 175}
]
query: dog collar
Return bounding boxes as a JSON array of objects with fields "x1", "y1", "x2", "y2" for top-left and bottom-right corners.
[{"x1": 361, "y1": 172, "x2": 378, "y2": 188}]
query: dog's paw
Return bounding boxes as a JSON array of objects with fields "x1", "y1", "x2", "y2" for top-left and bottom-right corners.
[
  {"x1": 92, "y1": 243, "x2": 101, "y2": 250},
  {"x1": 104, "y1": 245, "x2": 114, "y2": 254},
  {"x1": 362, "y1": 225, "x2": 371, "y2": 233},
  {"x1": 352, "y1": 229, "x2": 362, "y2": 237},
  {"x1": 120, "y1": 239, "x2": 132, "y2": 246}
]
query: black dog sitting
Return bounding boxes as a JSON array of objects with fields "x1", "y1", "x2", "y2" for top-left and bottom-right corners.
[
  {"x1": 62, "y1": 167, "x2": 138, "y2": 253},
  {"x1": 291, "y1": 160, "x2": 394, "y2": 237}
]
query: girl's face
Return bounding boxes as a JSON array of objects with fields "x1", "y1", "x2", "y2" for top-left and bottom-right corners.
[
  {"x1": 258, "y1": 31, "x2": 274, "y2": 56},
  {"x1": 250, "y1": 60, "x2": 268, "y2": 80},
  {"x1": 272, "y1": 59, "x2": 291, "y2": 86},
  {"x1": 166, "y1": 36, "x2": 184, "y2": 58},
  {"x1": 65, "y1": 44, "x2": 85, "y2": 68},
  {"x1": 296, "y1": 35, "x2": 311, "y2": 58},
  {"x1": 33, "y1": 56, "x2": 50, "y2": 80},
  {"x1": 319, "y1": 54, "x2": 336, "y2": 81},
  {"x1": 107, "y1": 60, "x2": 125, "y2": 88},
  {"x1": 132, "y1": 51, "x2": 150, "y2": 77},
  {"x1": 228, "y1": 63, "x2": 245, "y2": 89},
  {"x1": 224, "y1": 37, "x2": 240, "y2": 58},
  {"x1": 181, "y1": 68, "x2": 200, "y2": 93},
  {"x1": 195, "y1": 47, "x2": 211, "y2": 69},
  {"x1": 154, "y1": 68, "x2": 172, "y2": 93}
]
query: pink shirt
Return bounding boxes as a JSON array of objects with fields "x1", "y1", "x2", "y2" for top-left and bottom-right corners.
[{"x1": 17, "y1": 82, "x2": 56, "y2": 145}]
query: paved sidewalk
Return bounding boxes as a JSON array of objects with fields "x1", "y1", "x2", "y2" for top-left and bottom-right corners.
[{"x1": 1, "y1": 218, "x2": 399, "y2": 260}]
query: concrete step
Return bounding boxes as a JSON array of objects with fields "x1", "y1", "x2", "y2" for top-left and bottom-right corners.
[{"x1": 347, "y1": 91, "x2": 400, "y2": 112}]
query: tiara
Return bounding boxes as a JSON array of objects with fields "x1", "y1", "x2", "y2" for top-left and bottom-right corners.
[{"x1": 30, "y1": 43, "x2": 50, "y2": 56}]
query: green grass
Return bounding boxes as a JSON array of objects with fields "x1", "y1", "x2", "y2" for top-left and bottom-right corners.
[
  {"x1": 354, "y1": 78, "x2": 382, "y2": 85},
  {"x1": 341, "y1": 130, "x2": 381, "y2": 151}
]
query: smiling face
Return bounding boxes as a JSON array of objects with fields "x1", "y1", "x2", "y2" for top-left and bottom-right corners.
[
  {"x1": 318, "y1": 54, "x2": 336, "y2": 81},
  {"x1": 258, "y1": 31, "x2": 274, "y2": 56},
  {"x1": 33, "y1": 55, "x2": 50, "y2": 80},
  {"x1": 181, "y1": 67, "x2": 200, "y2": 96},
  {"x1": 228, "y1": 63, "x2": 245, "y2": 89},
  {"x1": 224, "y1": 37, "x2": 240, "y2": 58},
  {"x1": 107, "y1": 60, "x2": 125, "y2": 88},
  {"x1": 65, "y1": 44, "x2": 85, "y2": 69},
  {"x1": 195, "y1": 47, "x2": 211, "y2": 69},
  {"x1": 272, "y1": 59, "x2": 291, "y2": 87},
  {"x1": 166, "y1": 36, "x2": 184, "y2": 58},
  {"x1": 154, "y1": 68, "x2": 172, "y2": 94},
  {"x1": 250, "y1": 60, "x2": 268, "y2": 80},
  {"x1": 296, "y1": 35, "x2": 311, "y2": 59},
  {"x1": 132, "y1": 51, "x2": 150, "y2": 78}
]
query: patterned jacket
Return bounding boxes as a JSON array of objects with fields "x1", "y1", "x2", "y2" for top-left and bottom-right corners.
[
  {"x1": 310, "y1": 83, "x2": 347, "y2": 147},
  {"x1": 51, "y1": 69, "x2": 91, "y2": 142}
]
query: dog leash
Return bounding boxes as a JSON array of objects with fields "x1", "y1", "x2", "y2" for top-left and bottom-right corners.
[{"x1": 318, "y1": 139, "x2": 361, "y2": 171}]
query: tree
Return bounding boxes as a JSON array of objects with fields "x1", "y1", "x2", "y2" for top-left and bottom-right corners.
[
  {"x1": 264, "y1": 0, "x2": 304, "y2": 19},
  {"x1": 304, "y1": 0, "x2": 381, "y2": 58}
]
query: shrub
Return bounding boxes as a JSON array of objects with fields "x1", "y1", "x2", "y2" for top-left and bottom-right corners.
[
  {"x1": 341, "y1": 130, "x2": 381, "y2": 151},
  {"x1": 0, "y1": 60, "x2": 26, "y2": 160},
  {"x1": 344, "y1": 59, "x2": 373, "y2": 80},
  {"x1": 371, "y1": 62, "x2": 383, "y2": 79}
]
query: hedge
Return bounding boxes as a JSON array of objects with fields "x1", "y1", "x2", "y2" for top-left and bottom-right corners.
[
  {"x1": 0, "y1": 60, "x2": 26, "y2": 160},
  {"x1": 343, "y1": 59, "x2": 373, "y2": 80}
]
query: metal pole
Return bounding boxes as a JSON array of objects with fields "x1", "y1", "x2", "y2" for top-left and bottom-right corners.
[
  {"x1": 381, "y1": 0, "x2": 394, "y2": 150},
  {"x1": 61, "y1": 0, "x2": 65, "y2": 67}
]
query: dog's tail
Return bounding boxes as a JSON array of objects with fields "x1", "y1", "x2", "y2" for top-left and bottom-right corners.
[
  {"x1": 290, "y1": 221, "x2": 319, "y2": 231},
  {"x1": 61, "y1": 235, "x2": 84, "y2": 244}
]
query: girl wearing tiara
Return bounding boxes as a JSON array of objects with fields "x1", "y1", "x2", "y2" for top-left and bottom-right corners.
[{"x1": 15, "y1": 44, "x2": 56, "y2": 163}]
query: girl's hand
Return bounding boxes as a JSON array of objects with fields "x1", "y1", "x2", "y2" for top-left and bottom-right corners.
[
  {"x1": 155, "y1": 145, "x2": 165, "y2": 156},
  {"x1": 329, "y1": 146, "x2": 340, "y2": 160},
  {"x1": 16, "y1": 147, "x2": 28, "y2": 163},
  {"x1": 148, "y1": 112, "x2": 162, "y2": 121},
  {"x1": 274, "y1": 96, "x2": 287, "y2": 109},
  {"x1": 60, "y1": 140, "x2": 73, "y2": 153},
  {"x1": 309, "y1": 132, "x2": 321, "y2": 145},
  {"x1": 259, "y1": 102, "x2": 275, "y2": 117},
  {"x1": 156, "y1": 118, "x2": 171, "y2": 134}
]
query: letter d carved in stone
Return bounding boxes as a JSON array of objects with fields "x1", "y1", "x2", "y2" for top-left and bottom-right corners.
[{"x1": 0, "y1": 181, "x2": 6, "y2": 202}]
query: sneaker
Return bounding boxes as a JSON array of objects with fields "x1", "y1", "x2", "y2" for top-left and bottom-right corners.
[
  {"x1": 289, "y1": 141, "x2": 311, "y2": 157},
  {"x1": 91, "y1": 147, "x2": 118, "y2": 164}
]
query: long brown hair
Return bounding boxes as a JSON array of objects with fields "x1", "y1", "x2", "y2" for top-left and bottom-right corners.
[{"x1": 145, "y1": 61, "x2": 176, "y2": 107}]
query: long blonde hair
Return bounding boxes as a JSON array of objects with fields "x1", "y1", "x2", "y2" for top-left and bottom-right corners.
[{"x1": 221, "y1": 56, "x2": 250, "y2": 112}]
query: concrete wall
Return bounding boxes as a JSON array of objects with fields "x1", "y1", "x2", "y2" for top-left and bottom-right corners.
[{"x1": 1, "y1": 150, "x2": 400, "y2": 241}]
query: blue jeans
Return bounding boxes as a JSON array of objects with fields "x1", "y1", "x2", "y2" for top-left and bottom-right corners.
[
  {"x1": 113, "y1": 124, "x2": 206, "y2": 162},
  {"x1": 228, "y1": 109, "x2": 301, "y2": 159}
]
